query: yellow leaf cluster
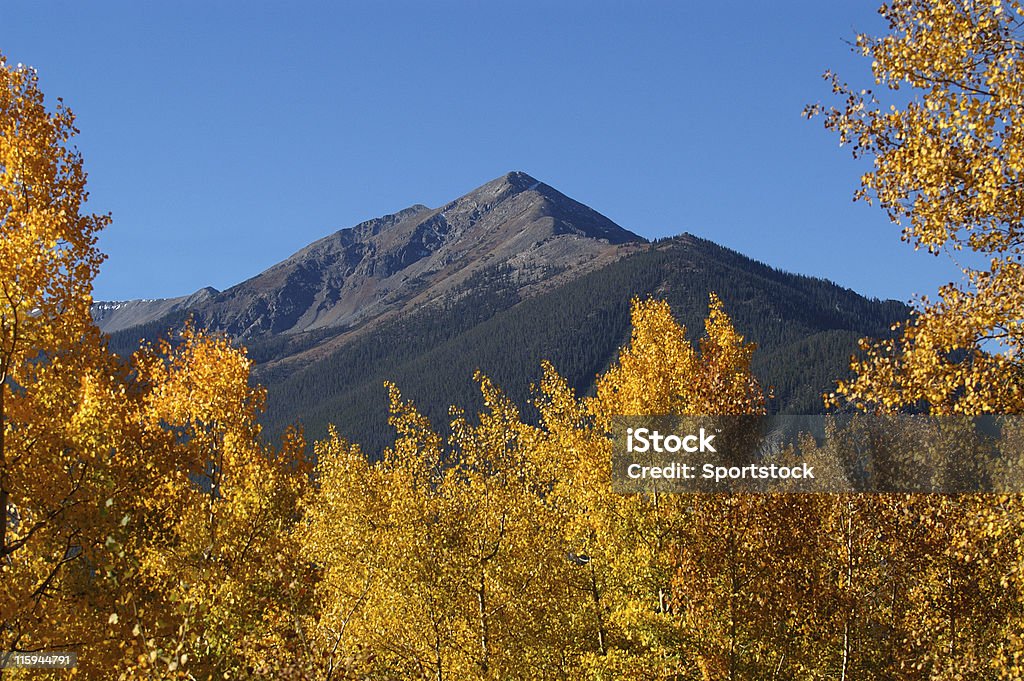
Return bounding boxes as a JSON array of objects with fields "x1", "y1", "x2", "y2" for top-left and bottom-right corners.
[{"x1": 808, "y1": 0, "x2": 1024, "y2": 414}]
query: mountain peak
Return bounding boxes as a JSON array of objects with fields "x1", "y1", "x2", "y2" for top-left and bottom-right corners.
[
  {"x1": 502, "y1": 170, "x2": 541, "y2": 191},
  {"x1": 458, "y1": 171, "x2": 544, "y2": 206}
]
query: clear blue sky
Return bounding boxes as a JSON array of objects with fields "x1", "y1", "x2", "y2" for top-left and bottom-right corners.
[{"x1": 2, "y1": 1, "x2": 975, "y2": 304}]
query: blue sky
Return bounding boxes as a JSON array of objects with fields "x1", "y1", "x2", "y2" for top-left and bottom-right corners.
[{"x1": 2, "y1": 1, "x2": 976, "y2": 304}]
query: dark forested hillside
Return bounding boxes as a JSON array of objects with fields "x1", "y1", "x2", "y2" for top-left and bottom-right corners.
[{"x1": 258, "y1": 234, "x2": 907, "y2": 454}]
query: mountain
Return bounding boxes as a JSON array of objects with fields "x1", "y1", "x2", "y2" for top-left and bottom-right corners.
[
  {"x1": 97, "y1": 171, "x2": 642, "y2": 342},
  {"x1": 94, "y1": 172, "x2": 909, "y2": 454}
]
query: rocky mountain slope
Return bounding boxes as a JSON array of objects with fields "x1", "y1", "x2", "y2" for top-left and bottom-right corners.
[
  {"x1": 95, "y1": 171, "x2": 642, "y2": 340},
  {"x1": 94, "y1": 173, "x2": 908, "y2": 453}
]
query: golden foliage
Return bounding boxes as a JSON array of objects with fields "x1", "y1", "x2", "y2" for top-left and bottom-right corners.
[
  {"x1": 807, "y1": 0, "x2": 1024, "y2": 413},
  {"x1": 0, "y1": 63, "x2": 313, "y2": 674},
  {"x1": 595, "y1": 295, "x2": 764, "y2": 418},
  {"x1": 4, "y1": 31, "x2": 1024, "y2": 680},
  {"x1": 121, "y1": 326, "x2": 313, "y2": 678},
  {"x1": 0, "y1": 53, "x2": 119, "y2": 676},
  {"x1": 807, "y1": 10, "x2": 1024, "y2": 674},
  {"x1": 301, "y1": 379, "x2": 576, "y2": 679}
]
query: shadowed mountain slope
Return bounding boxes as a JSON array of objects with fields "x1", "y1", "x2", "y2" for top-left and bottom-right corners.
[{"x1": 256, "y1": 235, "x2": 907, "y2": 453}]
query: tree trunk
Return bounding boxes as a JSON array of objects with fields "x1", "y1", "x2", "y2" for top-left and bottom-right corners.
[
  {"x1": 0, "y1": 378, "x2": 7, "y2": 561},
  {"x1": 589, "y1": 562, "x2": 607, "y2": 655},
  {"x1": 477, "y1": 572, "x2": 489, "y2": 675},
  {"x1": 840, "y1": 500, "x2": 854, "y2": 681}
]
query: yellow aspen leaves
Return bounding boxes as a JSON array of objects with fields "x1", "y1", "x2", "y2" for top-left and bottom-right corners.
[
  {"x1": 0, "y1": 54, "x2": 118, "y2": 677},
  {"x1": 807, "y1": 6, "x2": 1024, "y2": 678},
  {"x1": 808, "y1": 0, "x2": 1024, "y2": 414}
]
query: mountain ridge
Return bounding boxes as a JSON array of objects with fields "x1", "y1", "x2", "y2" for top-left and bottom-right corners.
[
  {"x1": 94, "y1": 171, "x2": 643, "y2": 340},
  {"x1": 94, "y1": 173, "x2": 908, "y2": 452}
]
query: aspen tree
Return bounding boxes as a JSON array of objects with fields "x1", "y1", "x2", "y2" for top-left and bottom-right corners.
[{"x1": 0, "y1": 53, "x2": 118, "y2": 673}]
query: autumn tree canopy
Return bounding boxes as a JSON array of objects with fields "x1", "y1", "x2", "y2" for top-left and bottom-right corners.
[
  {"x1": 808, "y1": 0, "x2": 1024, "y2": 413},
  {"x1": 0, "y1": 54, "x2": 116, "y2": 666},
  {"x1": 0, "y1": 55, "x2": 312, "y2": 678}
]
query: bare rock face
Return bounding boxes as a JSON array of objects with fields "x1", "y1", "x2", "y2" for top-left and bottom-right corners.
[{"x1": 93, "y1": 172, "x2": 643, "y2": 339}]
